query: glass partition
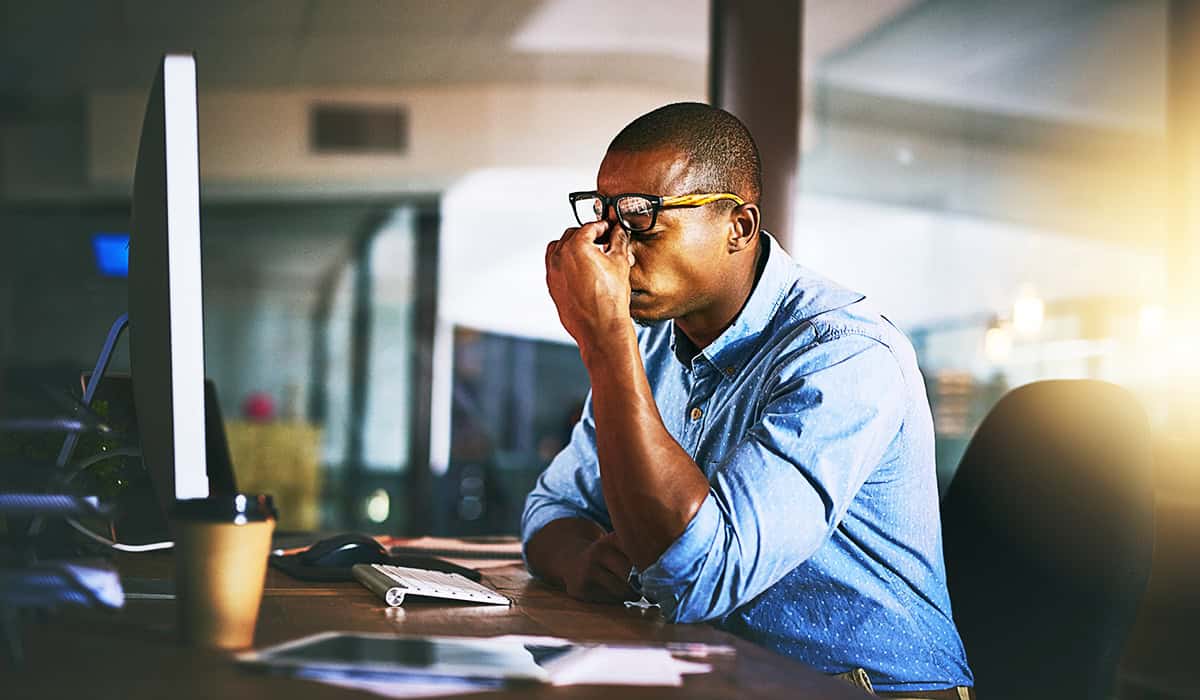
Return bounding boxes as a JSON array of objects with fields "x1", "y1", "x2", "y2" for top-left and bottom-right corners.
[{"x1": 800, "y1": 0, "x2": 1171, "y2": 487}]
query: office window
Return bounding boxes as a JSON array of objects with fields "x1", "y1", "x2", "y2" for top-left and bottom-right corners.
[
  {"x1": 800, "y1": 1, "x2": 1170, "y2": 487},
  {"x1": 436, "y1": 326, "x2": 590, "y2": 535},
  {"x1": 312, "y1": 205, "x2": 424, "y2": 531},
  {"x1": 363, "y1": 210, "x2": 416, "y2": 472},
  {"x1": 321, "y1": 264, "x2": 355, "y2": 470}
]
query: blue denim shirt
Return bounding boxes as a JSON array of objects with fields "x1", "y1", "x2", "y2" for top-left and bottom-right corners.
[{"x1": 522, "y1": 233, "x2": 973, "y2": 692}]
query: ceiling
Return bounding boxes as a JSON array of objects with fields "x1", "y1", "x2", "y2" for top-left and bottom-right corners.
[
  {"x1": 802, "y1": 0, "x2": 1170, "y2": 244},
  {"x1": 0, "y1": 0, "x2": 918, "y2": 118},
  {"x1": 1, "y1": 0, "x2": 1166, "y2": 130},
  {"x1": 0, "y1": 0, "x2": 706, "y2": 114},
  {"x1": 0, "y1": 0, "x2": 1173, "y2": 246},
  {"x1": 817, "y1": 0, "x2": 1166, "y2": 132}
]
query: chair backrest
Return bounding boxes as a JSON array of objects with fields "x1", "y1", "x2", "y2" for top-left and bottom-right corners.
[{"x1": 941, "y1": 379, "x2": 1154, "y2": 699}]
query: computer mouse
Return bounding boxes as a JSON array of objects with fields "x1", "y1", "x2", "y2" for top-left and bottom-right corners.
[{"x1": 299, "y1": 533, "x2": 389, "y2": 567}]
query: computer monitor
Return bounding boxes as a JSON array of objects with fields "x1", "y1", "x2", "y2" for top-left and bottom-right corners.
[{"x1": 128, "y1": 54, "x2": 212, "y2": 514}]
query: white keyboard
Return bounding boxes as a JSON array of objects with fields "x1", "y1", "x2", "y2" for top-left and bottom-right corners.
[{"x1": 352, "y1": 563, "x2": 511, "y2": 607}]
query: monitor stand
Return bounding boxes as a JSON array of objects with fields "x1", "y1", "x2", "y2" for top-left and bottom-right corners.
[{"x1": 49, "y1": 313, "x2": 238, "y2": 544}]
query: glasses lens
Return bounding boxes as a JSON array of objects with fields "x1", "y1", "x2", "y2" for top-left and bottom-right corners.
[
  {"x1": 573, "y1": 196, "x2": 603, "y2": 226},
  {"x1": 616, "y1": 196, "x2": 655, "y2": 232}
]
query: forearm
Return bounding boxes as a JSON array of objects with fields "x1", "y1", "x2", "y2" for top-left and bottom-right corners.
[
  {"x1": 581, "y1": 325, "x2": 710, "y2": 569},
  {"x1": 524, "y1": 517, "x2": 606, "y2": 588}
]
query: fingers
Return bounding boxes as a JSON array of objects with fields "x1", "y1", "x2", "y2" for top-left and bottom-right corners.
[
  {"x1": 546, "y1": 223, "x2": 589, "y2": 263},
  {"x1": 591, "y1": 537, "x2": 634, "y2": 582},
  {"x1": 594, "y1": 534, "x2": 639, "y2": 601},
  {"x1": 569, "y1": 535, "x2": 637, "y2": 603},
  {"x1": 545, "y1": 227, "x2": 575, "y2": 272},
  {"x1": 581, "y1": 565, "x2": 636, "y2": 603},
  {"x1": 596, "y1": 529, "x2": 626, "y2": 552},
  {"x1": 572, "y1": 220, "x2": 611, "y2": 246},
  {"x1": 549, "y1": 221, "x2": 618, "y2": 258},
  {"x1": 547, "y1": 221, "x2": 617, "y2": 273}
]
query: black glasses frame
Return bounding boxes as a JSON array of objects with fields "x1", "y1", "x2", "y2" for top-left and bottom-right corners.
[{"x1": 568, "y1": 190, "x2": 746, "y2": 234}]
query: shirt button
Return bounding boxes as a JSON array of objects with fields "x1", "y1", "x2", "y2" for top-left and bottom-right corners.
[
  {"x1": 690, "y1": 407, "x2": 703, "y2": 421},
  {"x1": 724, "y1": 366, "x2": 736, "y2": 376}
]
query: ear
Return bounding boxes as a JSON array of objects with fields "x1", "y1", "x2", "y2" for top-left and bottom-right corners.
[{"x1": 726, "y1": 203, "x2": 761, "y2": 253}]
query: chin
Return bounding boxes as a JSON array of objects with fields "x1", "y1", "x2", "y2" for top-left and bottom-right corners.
[
  {"x1": 630, "y1": 290, "x2": 677, "y2": 325},
  {"x1": 630, "y1": 304, "x2": 672, "y2": 326},
  {"x1": 633, "y1": 286, "x2": 690, "y2": 323}
]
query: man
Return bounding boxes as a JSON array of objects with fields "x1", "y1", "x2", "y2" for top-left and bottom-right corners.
[{"x1": 523, "y1": 103, "x2": 973, "y2": 697}]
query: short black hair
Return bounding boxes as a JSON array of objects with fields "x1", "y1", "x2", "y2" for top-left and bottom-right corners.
[{"x1": 607, "y1": 102, "x2": 762, "y2": 204}]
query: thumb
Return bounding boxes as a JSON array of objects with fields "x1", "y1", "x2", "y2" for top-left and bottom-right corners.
[{"x1": 608, "y1": 227, "x2": 635, "y2": 267}]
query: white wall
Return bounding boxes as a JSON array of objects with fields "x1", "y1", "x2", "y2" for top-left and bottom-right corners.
[{"x1": 439, "y1": 168, "x2": 587, "y2": 344}]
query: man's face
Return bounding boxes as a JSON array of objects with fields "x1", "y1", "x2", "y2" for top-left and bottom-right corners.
[{"x1": 596, "y1": 147, "x2": 734, "y2": 325}]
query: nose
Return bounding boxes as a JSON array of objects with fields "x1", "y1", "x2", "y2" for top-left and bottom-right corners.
[
  {"x1": 600, "y1": 202, "x2": 622, "y2": 228},
  {"x1": 594, "y1": 205, "x2": 621, "y2": 245}
]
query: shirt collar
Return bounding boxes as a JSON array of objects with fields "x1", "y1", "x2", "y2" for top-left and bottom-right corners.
[{"x1": 670, "y1": 231, "x2": 865, "y2": 373}]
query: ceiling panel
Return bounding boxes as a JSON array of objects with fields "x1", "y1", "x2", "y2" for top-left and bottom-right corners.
[
  {"x1": 187, "y1": 37, "x2": 303, "y2": 87},
  {"x1": 509, "y1": 0, "x2": 707, "y2": 61},
  {"x1": 803, "y1": 0, "x2": 915, "y2": 64},
  {"x1": 293, "y1": 36, "x2": 702, "y2": 88},
  {"x1": 117, "y1": 0, "x2": 307, "y2": 37},
  {"x1": 818, "y1": 0, "x2": 1166, "y2": 132},
  {"x1": 303, "y1": 0, "x2": 540, "y2": 37},
  {"x1": 0, "y1": 0, "x2": 710, "y2": 101},
  {"x1": 295, "y1": 36, "x2": 464, "y2": 84}
]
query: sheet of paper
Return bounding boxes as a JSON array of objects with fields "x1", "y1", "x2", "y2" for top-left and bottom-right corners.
[
  {"x1": 291, "y1": 634, "x2": 716, "y2": 696},
  {"x1": 493, "y1": 635, "x2": 714, "y2": 687},
  {"x1": 541, "y1": 645, "x2": 712, "y2": 687},
  {"x1": 296, "y1": 670, "x2": 496, "y2": 699}
]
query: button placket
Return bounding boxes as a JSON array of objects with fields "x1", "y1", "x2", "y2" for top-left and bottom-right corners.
[{"x1": 684, "y1": 364, "x2": 717, "y2": 455}]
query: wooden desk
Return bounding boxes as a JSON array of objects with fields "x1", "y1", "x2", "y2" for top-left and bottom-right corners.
[{"x1": 4, "y1": 553, "x2": 867, "y2": 699}]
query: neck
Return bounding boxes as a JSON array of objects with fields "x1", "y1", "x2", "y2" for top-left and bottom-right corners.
[{"x1": 674, "y1": 239, "x2": 763, "y2": 350}]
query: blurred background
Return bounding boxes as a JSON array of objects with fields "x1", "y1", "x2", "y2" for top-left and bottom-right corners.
[{"x1": 0, "y1": 1, "x2": 1197, "y2": 693}]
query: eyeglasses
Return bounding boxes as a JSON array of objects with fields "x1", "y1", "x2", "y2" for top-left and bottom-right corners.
[{"x1": 568, "y1": 191, "x2": 747, "y2": 234}]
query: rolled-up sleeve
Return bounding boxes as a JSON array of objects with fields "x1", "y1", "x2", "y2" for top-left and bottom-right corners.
[
  {"x1": 520, "y1": 392, "x2": 611, "y2": 559},
  {"x1": 640, "y1": 335, "x2": 907, "y2": 623}
]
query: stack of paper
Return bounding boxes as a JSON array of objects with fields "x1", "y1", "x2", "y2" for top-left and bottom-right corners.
[{"x1": 269, "y1": 633, "x2": 719, "y2": 698}]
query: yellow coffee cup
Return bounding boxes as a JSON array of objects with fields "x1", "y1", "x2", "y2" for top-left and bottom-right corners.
[{"x1": 171, "y1": 494, "x2": 277, "y2": 649}]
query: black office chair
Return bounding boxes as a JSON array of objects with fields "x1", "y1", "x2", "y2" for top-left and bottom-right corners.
[{"x1": 941, "y1": 380, "x2": 1154, "y2": 700}]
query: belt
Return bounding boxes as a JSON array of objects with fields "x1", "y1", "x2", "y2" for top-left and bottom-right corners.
[{"x1": 876, "y1": 687, "x2": 975, "y2": 700}]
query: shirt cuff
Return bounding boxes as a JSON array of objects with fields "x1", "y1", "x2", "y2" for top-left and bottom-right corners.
[{"x1": 638, "y1": 490, "x2": 722, "y2": 621}]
